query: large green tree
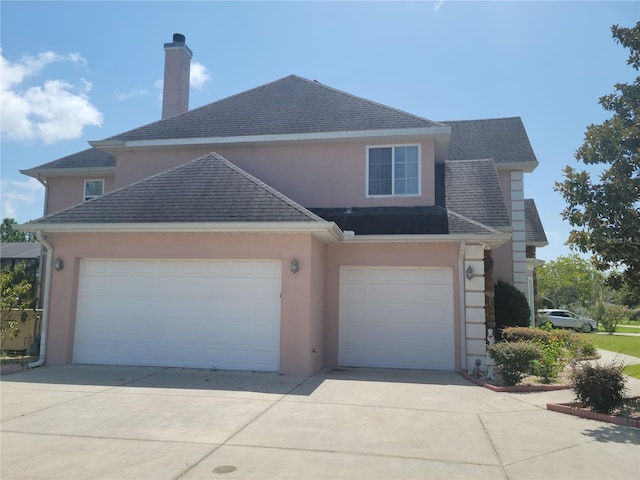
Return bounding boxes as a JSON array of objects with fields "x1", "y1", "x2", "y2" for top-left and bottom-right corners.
[
  {"x1": 537, "y1": 254, "x2": 605, "y2": 310},
  {"x1": 556, "y1": 22, "x2": 640, "y2": 294},
  {"x1": 1, "y1": 218, "x2": 36, "y2": 243}
]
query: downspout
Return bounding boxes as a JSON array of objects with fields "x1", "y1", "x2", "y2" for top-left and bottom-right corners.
[
  {"x1": 458, "y1": 240, "x2": 467, "y2": 371},
  {"x1": 28, "y1": 231, "x2": 53, "y2": 369}
]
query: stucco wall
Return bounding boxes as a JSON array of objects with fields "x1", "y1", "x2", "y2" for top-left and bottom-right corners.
[
  {"x1": 43, "y1": 232, "x2": 322, "y2": 376},
  {"x1": 46, "y1": 175, "x2": 116, "y2": 216},
  {"x1": 324, "y1": 242, "x2": 461, "y2": 370},
  {"x1": 110, "y1": 139, "x2": 436, "y2": 209}
]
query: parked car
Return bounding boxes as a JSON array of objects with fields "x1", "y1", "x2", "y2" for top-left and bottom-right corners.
[{"x1": 537, "y1": 309, "x2": 597, "y2": 333}]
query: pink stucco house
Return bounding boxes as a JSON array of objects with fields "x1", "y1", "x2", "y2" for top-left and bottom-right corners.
[{"x1": 19, "y1": 34, "x2": 547, "y2": 376}]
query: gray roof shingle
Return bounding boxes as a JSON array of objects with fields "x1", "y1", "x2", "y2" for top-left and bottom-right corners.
[
  {"x1": 22, "y1": 148, "x2": 115, "y2": 174},
  {"x1": 1, "y1": 242, "x2": 42, "y2": 259},
  {"x1": 309, "y1": 206, "x2": 499, "y2": 236},
  {"x1": 26, "y1": 153, "x2": 324, "y2": 225},
  {"x1": 525, "y1": 199, "x2": 548, "y2": 245},
  {"x1": 443, "y1": 117, "x2": 538, "y2": 166},
  {"x1": 443, "y1": 159, "x2": 511, "y2": 229},
  {"x1": 105, "y1": 75, "x2": 444, "y2": 142}
]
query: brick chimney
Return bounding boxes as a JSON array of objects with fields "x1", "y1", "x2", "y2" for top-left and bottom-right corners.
[{"x1": 162, "y1": 33, "x2": 192, "y2": 119}]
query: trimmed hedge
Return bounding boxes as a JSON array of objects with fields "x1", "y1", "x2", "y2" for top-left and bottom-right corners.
[{"x1": 495, "y1": 280, "x2": 531, "y2": 338}]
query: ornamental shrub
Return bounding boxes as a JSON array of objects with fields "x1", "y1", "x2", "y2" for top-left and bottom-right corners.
[
  {"x1": 494, "y1": 280, "x2": 531, "y2": 339},
  {"x1": 502, "y1": 327, "x2": 553, "y2": 343},
  {"x1": 600, "y1": 305, "x2": 628, "y2": 335},
  {"x1": 487, "y1": 341, "x2": 542, "y2": 386},
  {"x1": 570, "y1": 362, "x2": 628, "y2": 414}
]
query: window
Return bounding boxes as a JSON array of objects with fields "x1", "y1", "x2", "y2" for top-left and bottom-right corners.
[
  {"x1": 84, "y1": 180, "x2": 104, "y2": 201},
  {"x1": 367, "y1": 145, "x2": 419, "y2": 196}
]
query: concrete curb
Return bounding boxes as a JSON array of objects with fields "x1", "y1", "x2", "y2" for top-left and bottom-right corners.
[{"x1": 546, "y1": 397, "x2": 640, "y2": 429}]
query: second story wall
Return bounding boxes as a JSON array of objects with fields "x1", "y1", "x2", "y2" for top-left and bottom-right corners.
[
  {"x1": 45, "y1": 175, "x2": 116, "y2": 216},
  {"x1": 111, "y1": 139, "x2": 437, "y2": 208}
]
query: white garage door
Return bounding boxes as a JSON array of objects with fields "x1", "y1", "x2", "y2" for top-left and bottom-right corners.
[
  {"x1": 339, "y1": 267, "x2": 454, "y2": 370},
  {"x1": 73, "y1": 259, "x2": 281, "y2": 371}
]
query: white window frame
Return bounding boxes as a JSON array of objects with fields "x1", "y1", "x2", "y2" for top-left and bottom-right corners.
[
  {"x1": 84, "y1": 179, "x2": 104, "y2": 201},
  {"x1": 366, "y1": 144, "x2": 421, "y2": 198}
]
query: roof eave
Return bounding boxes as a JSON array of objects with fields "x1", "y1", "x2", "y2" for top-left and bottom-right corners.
[
  {"x1": 527, "y1": 240, "x2": 549, "y2": 248},
  {"x1": 496, "y1": 161, "x2": 538, "y2": 173},
  {"x1": 20, "y1": 167, "x2": 116, "y2": 178},
  {"x1": 89, "y1": 126, "x2": 452, "y2": 149},
  {"x1": 17, "y1": 221, "x2": 344, "y2": 243},
  {"x1": 342, "y1": 232, "x2": 511, "y2": 248}
]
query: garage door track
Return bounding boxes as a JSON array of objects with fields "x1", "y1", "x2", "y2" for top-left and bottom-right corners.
[{"x1": 2, "y1": 365, "x2": 639, "y2": 479}]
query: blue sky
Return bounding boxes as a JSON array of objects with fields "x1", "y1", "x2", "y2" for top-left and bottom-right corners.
[{"x1": 1, "y1": 1, "x2": 637, "y2": 261}]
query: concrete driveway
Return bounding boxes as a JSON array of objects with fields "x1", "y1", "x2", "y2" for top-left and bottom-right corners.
[{"x1": 1, "y1": 365, "x2": 639, "y2": 480}]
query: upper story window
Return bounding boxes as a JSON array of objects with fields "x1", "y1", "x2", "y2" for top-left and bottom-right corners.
[
  {"x1": 367, "y1": 145, "x2": 419, "y2": 197},
  {"x1": 84, "y1": 180, "x2": 104, "y2": 201}
]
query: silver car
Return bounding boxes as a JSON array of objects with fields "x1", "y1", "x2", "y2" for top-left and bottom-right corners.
[{"x1": 537, "y1": 309, "x2": 597, "y2": 333}]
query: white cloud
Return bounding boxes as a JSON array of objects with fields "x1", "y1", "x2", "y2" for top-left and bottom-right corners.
[
  {"x1": 434, "y1": 1, "x2": 446, "y2": 11},
  {"x1": 0, "y1": 177, "x2": 45, "y2": 222},
  {"x1": 154, "y1": 61, "x2": 212, "y2": 98},
  {"x1": 0, "y1": 50, "x2": 102, "y2": 144},
  {"x1": 190, "y1": 62, "x2": 211, "y2": 89},
  {"x1": 114, "y1": 84, "x2": 149, "y2": 101}
]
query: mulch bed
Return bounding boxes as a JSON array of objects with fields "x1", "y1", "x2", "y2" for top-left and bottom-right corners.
[{"x1": 461, "y1": 370, "x2": 571, "y2": 392}]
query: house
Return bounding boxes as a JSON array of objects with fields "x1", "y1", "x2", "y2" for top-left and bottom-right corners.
[{"x1": 18, "y1": 34, "x2": 547, "y2": 376}]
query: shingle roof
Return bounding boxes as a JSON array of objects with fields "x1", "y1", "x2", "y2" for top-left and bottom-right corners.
[
  {"x1": 525, "y1": 199, "x2": 548, "y2": 246},
  {"x1": 309, "y1": 206, "x2": 500, "y2": 236},
  {"x1": 443, "y1": 117, "x2": 538, "y2": 166},
  {"x1": 1, "y1": 242, "x2": 42, "y2": 259},
  {"x1": 443, "y1": 159, "x2": 511, "y2": 229},
  {"x1": 105, "y1": 75, "x2": 444, "y2": 142},
  {"x1": 26, "y1": 153, "x2": 324, "y2": 225},
  {"x1": 22, "y1": 148, "x2": 115, "y2": 175}
]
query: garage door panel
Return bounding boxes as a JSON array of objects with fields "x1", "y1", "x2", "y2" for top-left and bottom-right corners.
[
  {"x1": 74, "y1": 259, "x2": 281, "y2": 371},
  {"x1": 339, "y1": 266, "x2": 454, "y2": 370}
]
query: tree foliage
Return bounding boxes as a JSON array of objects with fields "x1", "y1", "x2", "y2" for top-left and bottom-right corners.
[
  {"x1": 555, "y1": 22, "x2": 640, "y2": 294},
  {"x1": 1, "y1": 262, "x2": 37, "y2": 339},
  {"x1": 1, "y1": 218, "x2": 36, "y2": 243},
  {"x1": 536, "y1": 254, "x2": 605, "y2": 310}
]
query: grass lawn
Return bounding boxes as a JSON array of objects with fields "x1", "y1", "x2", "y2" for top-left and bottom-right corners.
[
  {"x1": 598, "y1": 326, "x2": 640, "y2": 334},
  {"x1": 577, "y1": 333, "x2": 640, "y2": 380}
]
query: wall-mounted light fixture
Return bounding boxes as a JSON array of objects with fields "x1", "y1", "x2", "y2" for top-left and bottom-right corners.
[
  {"x1": 465, "y1": 265, "x2": 482, "y2": 280},
  {"x1": 54, "y1": 257, "x2": 64, "y2": 271},
  {"x1": 290, "y1": 258, "x2": 299, "y2": 274}
]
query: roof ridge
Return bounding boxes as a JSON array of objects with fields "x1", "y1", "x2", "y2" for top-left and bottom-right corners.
[
  {"x1": 446, "y1": 209, "x2": 503, "y2": 235},
  {"x1": 101, "y1": 75, "x2": 317, "y2": 142},
  {"x1": 441, "y1": 116, "x2": 522, "y2": 123},
  {"x1": 293, "y1": 75, "x2": 446, "y2": 127},
  {"x1": 211, "y1": 153, "x2": 325, "y2": 223}
]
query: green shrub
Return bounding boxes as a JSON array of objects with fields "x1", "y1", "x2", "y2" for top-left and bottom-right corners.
[
  {"x1": 532, "y1": 337, "x2": 568, "y2": 383},
  {"x1": 487, "y1": 341, "x2": 542, "y2": 386},
  {"x1": 570, "y1": 362, "x2": 628, "y2": 414},
  {"x1": 495, "y1": 280, "x2": 531, "y2": 339},
  {"x1": 502, "y1": 327, "x2": 553, "y2": 343},
  {"x1": 600, "y1": 305, "x2": 628, "y2": 334}
]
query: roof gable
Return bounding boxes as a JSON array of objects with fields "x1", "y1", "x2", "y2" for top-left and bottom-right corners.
[
  {"x1": 525, "y1": 199, "x2": 548, "y2": 246},
  {"x1": 104, "y1": 75, "x2": 444, "y2": 143},
  {"x1": 443, "y1": 117, "x2": 538, "y2": 167},
  {"x1": 25, "y1": 153, "x2": 324, "y2": 225}
]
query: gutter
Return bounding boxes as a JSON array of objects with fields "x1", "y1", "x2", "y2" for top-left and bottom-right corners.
[
  {"x1": 458, "y1": 240, "x2": 467, "y2": 371},
  {"x1": 28, "y1": 231, "x2": 53, "y2": 369}
]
